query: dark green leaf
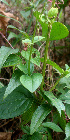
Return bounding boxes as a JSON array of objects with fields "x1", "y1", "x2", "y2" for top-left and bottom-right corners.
[
  {"x1": 22, "y1": 102, "x2": 37, "y2": 125},
  {"x1": 21, "y1": 125, "x2": 30, "y2": 134},
  {"x1": 31, "y1": 132, "x2": 42, "y2": 140},
  {"x1": 30, "y1": 104, "x2": 51, "y2": 135},
  {"x1": 0, "y1": 46, "x2": 19, "y2": 70},
  {"x1": 42, "y1": 122, "x2": 63, "y2": 132},
  {"x1": 3, "y1": 54, "x2": 22, "y2": 67},
  {"x1": 0, "y1": 86, "x2": 33, "y2": 119},
  {"x1": 7, "y1": 32, "x2": 18, "y2": 41},
  {"x1": 65, "y1": 122, "x2": 70, "y2": 138},
  {"x1": 4, "y1": 70, "x2": 23, "y2": 98},
  {"x1": 65, "y1": 104, "x2": 70, "y2": 119},
  {"x1": 44, "y1": 91, "x2": 65, "y2": 116}
]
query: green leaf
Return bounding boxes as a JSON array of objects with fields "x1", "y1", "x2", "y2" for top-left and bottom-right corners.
[
  {"x1": 59, "y1": 90, "x2": 70, "y2": 104},
  {"x1": 20, "y1": 73, "x2": 43, "y2": 93},
  {"x1": 7, "y1": 32, "x2": 18, "y2": 41},
  {"x1": 42, "y1": 122, "x2": 63, "y2": 132},
  {"x1": 0, "y1": 0, "x2": 10, "y2": 6},
  {"x1": 21, "y1": 125, "x2": 30, "y2": 135},
  {"x1": 22, "y1": 102, "x2": 37, "y2": 125},
  {"x1": 0, "y1": 82, "x2": 4, "y2": 88},
  {"x1": 20, "y1": 10, "x2": 31, "y2": 19},
  {"x1": 3, "y1": 54, "x2": 22, "y2": 67},
  {"x1": 30, "y1": 104, "x2": 51, "y2": 135},
  {"x1": 34, "y1": 11, "x2": 69, "y2": 40},
  {"x1": 44, "y1": 91, "x2": 65, "y2": 116},
  {"x1": 4, "y1": 70, "x2": 23, "y2": 98},
  {"x1": 65, "y1": 122, "x2": 70, "y2": 138},
  {"x1": 7, "y1": 25, "x2": 29, "y2": 38},
  {"x1": 33, "y1": 36, "x2": 45, "y2": 44},
  {"x1": 41, "y1": 58, "x2": 64, "y2": 74},
  {"x1": 0, "y1": 86, "x2": 34, "y2": 119},
  {"x1": 18, "y1": 61, "x2": 34, "y2": 75},
  {"x1": 31, "y1": 132, "x2": 43, "y2": 140},
  {"x1": 65, "y1": 104, "x2": 70, "y2": 119},
  {"x1": 0, "y1": 46, "x2": 19, "y2": 70},
  {"x1": 48, "y1": 8, "x2": 58, "y2": 18},
  {"x1": 21, "y1": 48, "x2": 40, "y2": 67},
  {"x1": 22, "y1": 39, "x2": 32, "y2": 45},
  {"x1": 59, "y1": 76, "x2": 70, "y2": 89},
  {"x1": 50, "y1": 22, "x2": 69, "y2": 40}
]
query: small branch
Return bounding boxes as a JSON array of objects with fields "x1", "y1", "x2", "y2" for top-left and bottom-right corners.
[
  {"x1": 0, "y1": 78, "x2": 10, "y2": 81},
  {"x1": 0, "y1": 32, "x2": 14, "y2": 49},
  {"x1": 38, "y1": 41, "x2": 46, "y2": 51}
]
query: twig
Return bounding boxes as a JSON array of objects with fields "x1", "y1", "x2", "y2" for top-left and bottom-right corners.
[{"x1": 0, "y1": 32, "x2": 14, "y2": 49}]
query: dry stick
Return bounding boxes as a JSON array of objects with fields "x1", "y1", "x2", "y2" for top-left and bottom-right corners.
[
  {"x1": 0, "y1": 32, "x2": 14, "y2": 49},
  {"x1": 38, "y1": 41, "x2": 46, "y2": 51},
  {"x1": 0, "y1": 78, "x2": 9, "y2": 81}
]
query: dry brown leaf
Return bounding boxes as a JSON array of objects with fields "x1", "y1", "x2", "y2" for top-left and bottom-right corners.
[
  {"x1": 0, "y1": 2, "x2": 15, "y2": 35},
  {"x1": 0, "y1": 132, "x2": 12, "y2": 140}
]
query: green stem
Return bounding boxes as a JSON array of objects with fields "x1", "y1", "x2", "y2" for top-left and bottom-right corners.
[
  {"x1": 40, "y1": 24, "x2": 52, "y2": 91},
  {"x1": 49, "y1": 74, "x2": 63, "y2": 92},
  {"x1": 28, "y1": 20, "x2": 37, "y2": 75},
  {"x1": 28, "y1": 45, "x2": 33, "y2": 75}
]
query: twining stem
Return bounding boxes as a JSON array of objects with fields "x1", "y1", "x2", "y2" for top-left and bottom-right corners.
[
  {"x1": 40, "y1": 24, "x2": 52, "y2": 91},
  {"x1": 49, "y1": 74, "x2": 63, "y2": 92},
  {"x1": 28, "y1": 20, "x2": 37, "y2": 75}
]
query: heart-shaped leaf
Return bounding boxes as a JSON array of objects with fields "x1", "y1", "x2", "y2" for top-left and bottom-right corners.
[{"x1": 20, "y1": 73, "x2": 43, "y2": 93}]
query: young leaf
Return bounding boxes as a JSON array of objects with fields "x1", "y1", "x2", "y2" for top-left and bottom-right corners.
[
  {"x1": 42, "y1": 122, "x2": 63, "y2": 132},
  {"x1": 4, "y1": 70, "x2": 23, "y2": 98},
  {"x1": 65, "y1": 122, "x2": 70, "y2": 138},
  {"x1": 65, "y1": 104, "x2": 70, "y2": 119},
  {"x1": 22, "y1": 39, "x2": 32, "y2": 45},
  {"x1": 21, "y1": 48, "x2": 40, "y2": 67},
  {"x1": 30, "y1": 104, "x2": 52, "y2": 135},
  {"x1": 48, "y1": 8, "x2": 58, "y2": 18},
  {"x1": 0, "y1": 86, "x2": 33, "y2": 119},
  {"x1": 3, "y1": 54, "x2": 22, "y2": 67},
  {"x1": 20, "y1": 73, "x2": 43, "y2": 93},
  {"x1": 0, "y1": 46, "x2": 19, "y2": 70},
  {"x1": 44, "y1": 91, "x2": 65, "y2": 116}
]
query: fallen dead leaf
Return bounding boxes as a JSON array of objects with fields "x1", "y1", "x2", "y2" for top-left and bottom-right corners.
[{"x1": 0, "y1": 132, "x2": 12, "y2": 140}]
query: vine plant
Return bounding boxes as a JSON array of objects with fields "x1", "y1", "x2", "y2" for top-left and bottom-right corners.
[{"x1": 0, "y1": 0, "x2": 70, "y2": 139}]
